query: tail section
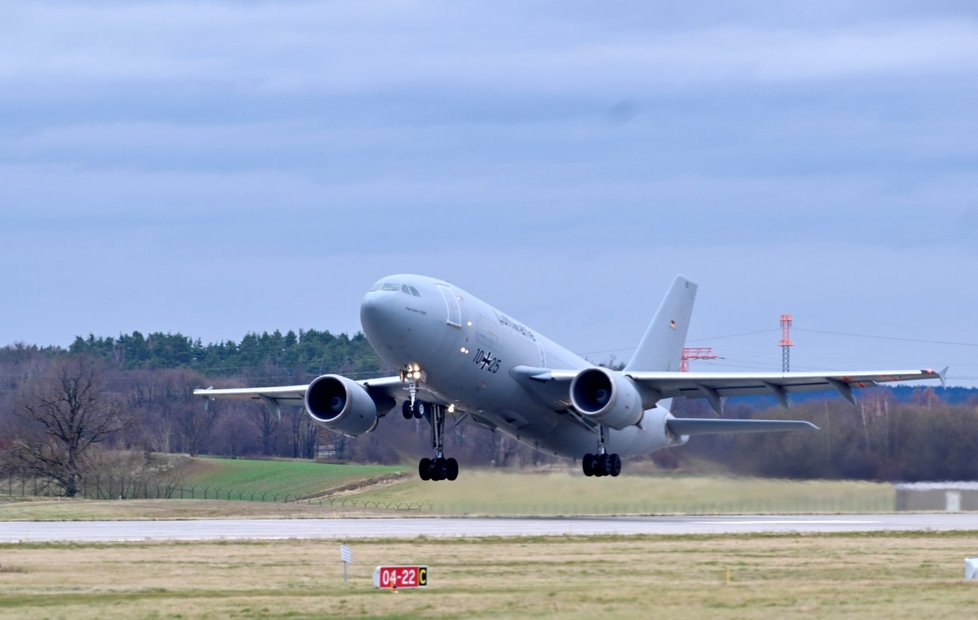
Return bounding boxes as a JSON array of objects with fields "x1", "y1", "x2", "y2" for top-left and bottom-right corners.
[{"x1": 624, "y1": 275, "x2": 697, "y2": 372}]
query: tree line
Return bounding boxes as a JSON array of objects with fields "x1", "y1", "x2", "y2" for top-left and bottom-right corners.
[
  {"x1": 1, "y1": 330, "x2": 976, "y2": 496},
  {"x1": 672, "y1": 389, "x2": 978, "y2": 482},
  {"x1": 64, "y1": 328, "x2": 381, "y2": 378}
]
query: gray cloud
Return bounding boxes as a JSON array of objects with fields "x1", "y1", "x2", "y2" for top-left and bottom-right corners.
[{"x1": 2, "y1": 1, "x2": 977, "y2": 384}]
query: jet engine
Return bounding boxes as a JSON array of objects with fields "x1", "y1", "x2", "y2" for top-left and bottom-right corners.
[
  {"x1": 570, "y1": 367, "x2": 644, "y2": 429},
  {"x1": 304, "y1": 374, "x2": 379, "y2": 436}
]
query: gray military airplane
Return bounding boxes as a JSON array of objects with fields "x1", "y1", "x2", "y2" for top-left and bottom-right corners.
[{"x1": 195, "y1": 274, "x2": 944, "y2": 481}]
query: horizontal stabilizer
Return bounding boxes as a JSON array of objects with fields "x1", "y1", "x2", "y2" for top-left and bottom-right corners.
[{"x1": 667, "y1": 417, "x2": 819, "y2": 436}]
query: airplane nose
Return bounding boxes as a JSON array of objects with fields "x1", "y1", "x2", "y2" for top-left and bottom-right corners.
[
  {"x1": 360, "y1": 284, "x2": 440, "y2": 364},
  {"x1": 360, "y1": 292, "x2": 397, "y2": 340}
]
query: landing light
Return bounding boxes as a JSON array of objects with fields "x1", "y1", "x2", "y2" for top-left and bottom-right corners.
[{"x1": 448, "y1": 404, "x2": 456, "y2": 413}]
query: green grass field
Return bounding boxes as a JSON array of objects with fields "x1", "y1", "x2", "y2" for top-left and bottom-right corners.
[
  {"x1": 180, "y1": 457, "x2": 405, "y2": 500},
  {"x1": 1, "y1": 533, "x2": 976, "y2": 619}
]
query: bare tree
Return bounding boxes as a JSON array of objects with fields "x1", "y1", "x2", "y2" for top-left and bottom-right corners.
[
  {"x1": 10, "y1": 355, "x2": 128, "y2": 496},
  {"x1": 177, "y1": 397, "x2": 219, "y2": 457}
]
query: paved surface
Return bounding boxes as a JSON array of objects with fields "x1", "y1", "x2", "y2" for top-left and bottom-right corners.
[{"x1": 1, "y1": 514, "x2": 976, "y2": 543}]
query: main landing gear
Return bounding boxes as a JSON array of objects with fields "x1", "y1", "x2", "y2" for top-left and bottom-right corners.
[
  {"x1": 402, "y1": 398, "x2": 459, "y2": 482},
  {"x1": 582, "y1": 452, "x2": 621, "y2": 477},
  {"x1": 419, "y1": 455, "x2": 458, "y2": 482},
  {"x1": 582, "y1": 425, "x2": 622, "y2": 477}
]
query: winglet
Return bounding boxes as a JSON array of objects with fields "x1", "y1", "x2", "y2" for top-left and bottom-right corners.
[{"x1": 938, "y1": 366, "x2": 949, "y2": 389}]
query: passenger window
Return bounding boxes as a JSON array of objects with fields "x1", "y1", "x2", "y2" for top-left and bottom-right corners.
[{"x1": 409, "y1": 286, "x2": 421, "y2": 297}]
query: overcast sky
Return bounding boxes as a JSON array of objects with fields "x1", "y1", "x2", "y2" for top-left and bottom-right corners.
[{"x1": 2, "y1": 1, "x2": 977, "y2": 386}]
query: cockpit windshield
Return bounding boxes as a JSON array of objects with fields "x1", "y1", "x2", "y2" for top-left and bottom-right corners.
[{"x1": 369, "y1": 280, "x2": 421, "y2": 296}]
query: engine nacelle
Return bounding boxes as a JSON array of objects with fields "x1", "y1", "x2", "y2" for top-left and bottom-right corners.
[
  {"x1": 570, "y1": 367, "x2": 645, "y2": 430},
  {"x1": 304, "y1": 374, "x2": 379, "y2": 436}
]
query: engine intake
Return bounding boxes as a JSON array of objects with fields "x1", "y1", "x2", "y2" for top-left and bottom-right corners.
[
  {"x1": 304, "y1": 374, "x2": 379, "y2": 436},
  {"x1": 570, "y1": 367, "x2": 644, "y2": 429}
]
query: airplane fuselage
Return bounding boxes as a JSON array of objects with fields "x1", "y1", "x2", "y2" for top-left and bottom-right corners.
[{"x1": 360, "y1": 274, "x2": 679, "y2": 459}]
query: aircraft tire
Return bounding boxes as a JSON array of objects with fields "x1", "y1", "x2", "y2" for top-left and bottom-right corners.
[
  {"x1": 432, "y1": 457, "x2": 447, "y2": 481},
  {"x1": 609, "y1": 454, "x2": 622, "y2": 477},
  {"x1": 582, "y1": 453, "x2": 595, "y2": 477},
  {"x1": 402, "y1": 401, "x2": 413, "y2": 419},
  {"x1": 413, "y1": 400, "x2": 426, "y2": 419},
  {"x1": 446, "y1": 458, "x2": 459, "y2": 481},
  {"x1": 419, "y1": 457, "x2": 432, "y2": 481},
  {"x1": 595, "y1": 453, "x2": 609, "y2": 477}
]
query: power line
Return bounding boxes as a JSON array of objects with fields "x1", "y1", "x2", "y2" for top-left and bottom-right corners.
[
  {"x1": 687, "y1": 328, "x2": 779, "y2": 343},
  {"x1": 795, "y1": 328, "x2": 978, "y2": 348},
  {"x1": 586, "y1": 328, "x2": 780, "y2": 357}
]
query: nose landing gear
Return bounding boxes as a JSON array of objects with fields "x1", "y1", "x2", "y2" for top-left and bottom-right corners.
[
  {"x1": 401, "y1": 399, "x2": 427, "y2": 419},
  {"x1": 399, "y1": 363, "x2": 426, "y2": 419}
]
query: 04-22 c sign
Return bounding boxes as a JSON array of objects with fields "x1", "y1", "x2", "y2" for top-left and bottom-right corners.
[{"x1": 373, "y1": 565, "x2": 429, "y2": 590}]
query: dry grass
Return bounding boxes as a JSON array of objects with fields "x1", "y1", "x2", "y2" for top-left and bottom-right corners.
[
  {"x1": 351, "y1": 470, "x2": 896, "y2": 515},
  {"x1": 1, "y1": 533, "x2": 976, "y2": 618}
]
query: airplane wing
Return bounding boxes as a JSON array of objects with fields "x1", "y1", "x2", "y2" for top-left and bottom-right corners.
[
  {"x1": 192, "y1": 384, "x2": 310, "y2": 405},
  {"x1": 513, "y1": 366, "x2": 945, "y2": 413},
  {"x1": 625, "y1": 368, "x2": 945, "y2": 412},
  {"x1": 193, "y1": 376, "x2": 446, "y2": 414}
]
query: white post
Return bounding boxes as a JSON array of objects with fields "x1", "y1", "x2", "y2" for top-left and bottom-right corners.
[{"x1": 340, "y1": 544, "x2": 352, "y2": 583}]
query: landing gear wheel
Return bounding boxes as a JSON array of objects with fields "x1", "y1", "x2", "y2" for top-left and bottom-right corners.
[
  {"x1": 609, "y1": 454, "x2": 622, "y2": 477},
  {"x1": 595, "y1": 453, "x2": 609, "y2": 477},
  {"x1": 582, "y1": 453, "x2": 595, "y2": 477},
  {"x1": 418, "y1": 404, "x2": 460, "y2": 481},
  {"x1": 429, "y1": 457, "x2": 447, "y2": 481},
  {"x1": 402, "y1": 401, "x2": 413, "y2": 419},
  {"x1": 583, "y1": 452, "x2": 622, "y2": 478}
]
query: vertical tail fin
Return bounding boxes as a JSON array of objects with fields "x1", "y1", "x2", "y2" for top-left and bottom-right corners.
[{"x1": 624, "y1": 275, "x2": 697, "y2": 372}]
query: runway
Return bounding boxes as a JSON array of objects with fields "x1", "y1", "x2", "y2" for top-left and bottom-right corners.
[{"x1": 1, "y1": 514, "x2": 975, "y2": 543}]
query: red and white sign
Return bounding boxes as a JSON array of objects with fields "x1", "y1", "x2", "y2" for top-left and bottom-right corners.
[{"x1": 373, "y1": 565, "x2": 429, "y2": 590}]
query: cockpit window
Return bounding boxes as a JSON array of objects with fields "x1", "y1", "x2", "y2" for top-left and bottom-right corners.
[{"x1": 372, "y1": 281, "x2": 421, "y2": 295}]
